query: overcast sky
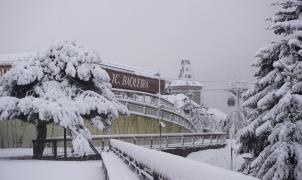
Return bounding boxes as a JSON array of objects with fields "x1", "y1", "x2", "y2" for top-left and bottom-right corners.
[{"x1": 0, "y1": 0, "x2": 277, "y2": 113}]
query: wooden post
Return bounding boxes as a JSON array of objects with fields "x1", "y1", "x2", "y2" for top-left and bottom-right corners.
[
  {"x1": 166, "y1": 137, "x2": 168, "y2": 147},
  {"x1": 192, "y1": 136, "x2": 195, "y2": 147},
  {"x1": 53, "y1": 141, "x2": 57, "y2": 159},
  {"x1": 150, "y1": 138, "x2": 153, "y2": 148},
  {"x1": 64, "y1": 128, "x2": 67, "y2": 160},
  {"x1": 102, "y1": 139, "x2": 105, "y2": 150}
]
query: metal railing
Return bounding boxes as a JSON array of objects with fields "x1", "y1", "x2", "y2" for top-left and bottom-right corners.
[
  {"x1": 112, "y1": 88, "x2": 197, "y2": 132},
  {"x1": 32, "y1": 132, "x2": 227, "y2": 159}
]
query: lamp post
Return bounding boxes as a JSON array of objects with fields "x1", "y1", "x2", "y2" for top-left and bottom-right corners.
[
  {"x1": 188, "y1": 90, "x2": 193, "y2": 123},
  {"x1": 156, "y1": 71, "x2": 163, "y2": 151}
]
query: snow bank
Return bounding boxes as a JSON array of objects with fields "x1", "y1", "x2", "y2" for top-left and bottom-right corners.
[
  {"x1": 110, "y1": 139, "x2": 258, "y2": 180},
  {"x1": 0, "y1": 160, "x2": 104, "y2": 180}
]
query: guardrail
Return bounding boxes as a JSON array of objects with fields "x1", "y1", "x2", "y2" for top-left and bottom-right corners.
[
  {"x1": 32, "y1": 132, "x2": 226, "y2": 159},
  {"x1": 112, "y1": 88, "x2": 197, "y2": 132},
  {"x1": 108, "y1": 139, "x2": 258, "y2": 180}
]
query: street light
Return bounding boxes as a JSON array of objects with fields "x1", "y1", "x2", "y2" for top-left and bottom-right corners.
[{"x1": 156, "y1": 71, "x2": 164, "y2": 150}]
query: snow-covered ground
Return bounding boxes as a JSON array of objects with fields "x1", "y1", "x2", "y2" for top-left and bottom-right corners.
[
  {"x1": 187, "y1": 139, "x2": 244, "y2": 170},
  {"x1": 0, "y1": 148, "x2": 33, "y2": 158},
  {"x1": 0, "y1": 140, "x2": 247, "y2": 180},
  {"x1": 0, "y1": 147, "x2": 104, "y2": 180},
  {"x1": 0, "y1": 160, "x2": 104, "y2": 180}
]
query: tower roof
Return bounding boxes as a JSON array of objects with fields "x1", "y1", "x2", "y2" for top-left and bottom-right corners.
[{"x1": 171, "y1": 59, "x2": 202, "y2": 87}]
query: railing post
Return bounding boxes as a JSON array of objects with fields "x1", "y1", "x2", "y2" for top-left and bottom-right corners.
[
  {"x1": 53, "y1": 141, "x2": 57, "y2": 159},
  {"x1": 64, "y1": 128, "x2": 67, "y2": 160},
  {"x1": 32, "y1": 140, "x2": 37, "y2": 159},
  {"x1": 182, "y1": 136, "x2": 184, "y2": 147},
  {"x1": 133, "y1": 137, "x2": 136, "y2": 144},
  {"x1": 150, "y1": 138, "x2": 153, "y2": 148},
  {"x1": 210, "y1": 135, "x2": 213, "y2": 144},
  {"x1": 192, "y1": 136, "x2": 195, "y2": 147},
  {"x1": 216, "y1": 135, "x2": 219, "y2": 144},
  {"x1": 166, "y1": 137, "x2": 169, "y2": 147},
  {"x1": 202, "y1": 136, "x2": 204, "y2": 144},
  {"x1": 102, "y1": 138, "x2": 105, "y2": 150}
]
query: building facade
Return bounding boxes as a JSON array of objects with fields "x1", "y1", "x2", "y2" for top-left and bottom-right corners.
[{"x1": 169, "y1": 60, "x2": 203, "y2": 105}]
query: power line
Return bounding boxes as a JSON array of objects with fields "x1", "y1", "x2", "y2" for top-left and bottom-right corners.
[{"x1": 162, "y1": 76, "x2": 254, "y2": 84}]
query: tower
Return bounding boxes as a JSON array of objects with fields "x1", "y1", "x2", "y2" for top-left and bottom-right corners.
[
  {"x1": 170, "y1": 60, "x2": 203, "y2": 105},
  {"x1": 178, "y1": 60, "x2": 194, "y2": 80}
]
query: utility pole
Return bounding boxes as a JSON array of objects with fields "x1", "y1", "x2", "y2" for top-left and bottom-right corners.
[{"x1": 229, "y1": 81, "x2": 247, "y2": 171}]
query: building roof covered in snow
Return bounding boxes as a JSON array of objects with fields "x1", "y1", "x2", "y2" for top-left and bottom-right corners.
[
  {"x1": 0, "y1": 52, "x2": 35, "y2": 65},
  {"x1": 99, "y1": 60, "x2": 158, "y2": 79},
  {"x1": 207, "y1": 108, "x2": 227, "y2": 120},
  {"x1": 0, "y1": 52, "x2": 159, "y2": 79},
  {"x1": 170, "y1": 79, "x2": 203, "y2": 87},
  {"x1": 162, "y1": 93, "x2": 200, "y2": 109}
]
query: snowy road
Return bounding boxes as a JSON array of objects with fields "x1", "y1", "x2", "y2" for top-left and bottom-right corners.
[
  {"x1": 187, "y1": 139, "x2": 244, "y2": 170},
  {"x1": 0, "y1": 160, "x2": 104, "y2": 180}
]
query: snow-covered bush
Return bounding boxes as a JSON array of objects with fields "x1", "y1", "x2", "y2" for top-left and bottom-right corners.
[
  {"x1": 237, "y1": 1, "x2": 302, "y2": 179},
  {"x1": 220, "y1": 108, "x2": 248, "y2": 138},
  {"x1": 162, "y1": 93, "x2": 225, "y2": 132},
  {"x1": 0, "y1": 41, "x2": 128, "y2": 156},
  {"x1": 192, "y1": 107, "x2": 227, "y2": 132}
]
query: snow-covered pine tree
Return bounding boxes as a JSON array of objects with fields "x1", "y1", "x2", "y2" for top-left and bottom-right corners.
[
  {"x1": 0, "y1": 41, "x2": 128, "y2": 157},
  {"x1": 237, "y1": 1, "x2": 302, "y2": 179}
]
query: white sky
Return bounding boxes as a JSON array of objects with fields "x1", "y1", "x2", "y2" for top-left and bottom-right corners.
[{"x1": 0, "y1": 0, "x2": 277, "y2": 113}]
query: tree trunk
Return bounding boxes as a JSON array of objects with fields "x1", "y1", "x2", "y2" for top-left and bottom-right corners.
[{"x1": 33, "y1": 121, "x2": 47, "y2": 158}]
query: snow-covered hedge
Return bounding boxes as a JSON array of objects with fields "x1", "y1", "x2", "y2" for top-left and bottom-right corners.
[{"x1": 110, "y1": 139, "x2": 258, "y2": 180}]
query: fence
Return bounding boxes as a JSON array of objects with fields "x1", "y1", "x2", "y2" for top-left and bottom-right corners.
[
  {"x1": 112, "y1": 88, "x2": 197, "y2": 132},
  {"x1": 32, "y1": 132, "x2": 227, "y2": 159}
]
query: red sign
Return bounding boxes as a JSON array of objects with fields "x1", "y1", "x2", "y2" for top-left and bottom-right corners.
[
  {"x1": 0, "y1": 65, "x2": 11, "y2": 77},
  {"x1": 104, "y1": 68, "x2": 165, "y2": 94}
]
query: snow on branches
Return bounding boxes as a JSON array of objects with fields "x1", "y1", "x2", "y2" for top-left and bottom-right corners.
[
  {"x1": 0, "y1": 41, "x2": 128, "y2": 154},
  {"x1": 237, "y1": 1, "x2": 302, "y2": 179}
]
